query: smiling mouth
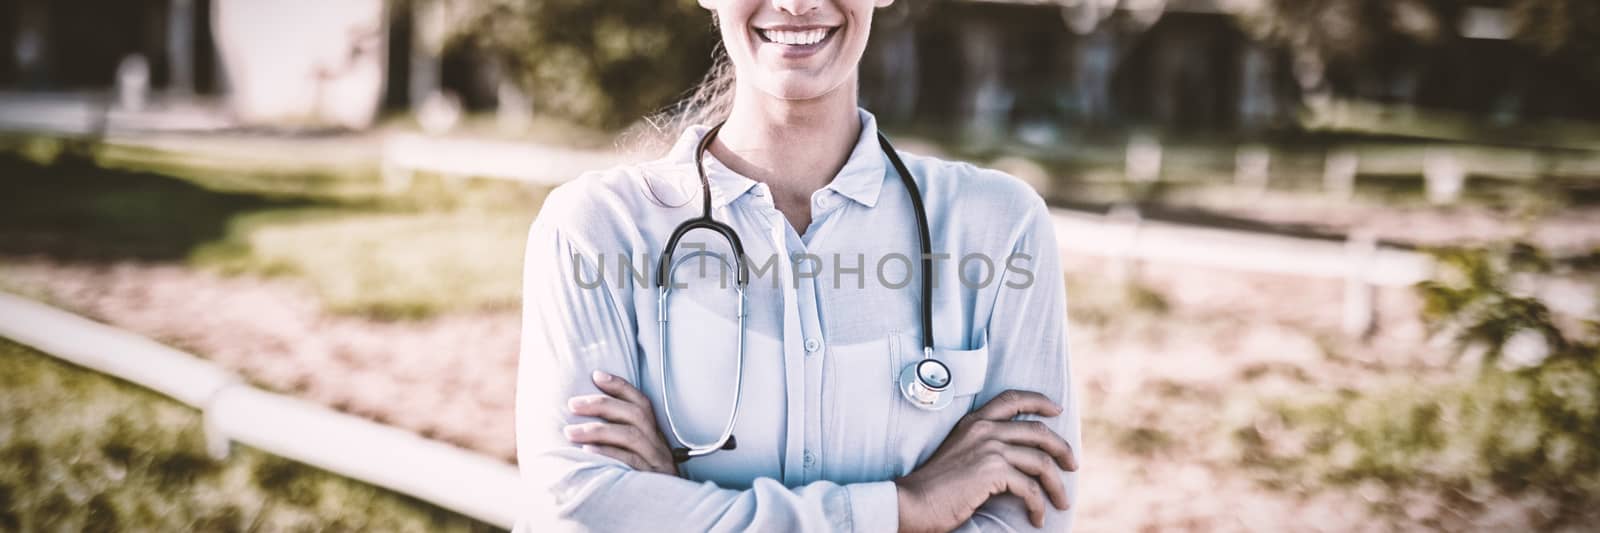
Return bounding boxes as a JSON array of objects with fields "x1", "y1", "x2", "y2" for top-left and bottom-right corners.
[{"x1": 755, "y1": 27, "x2": 840, "y2": 46}]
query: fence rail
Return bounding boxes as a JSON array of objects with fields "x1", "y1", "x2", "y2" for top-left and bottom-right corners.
[
  {"x1": 1050, "y1": 208, "x2": 1434, "y2": 286},
  {"x1": 1048, "y1": 206, "x2": 1434, "y2": 336},
  {"x1": 380, "y1": 132, "x2": 629, "y2": 192},
  {"x1": 0, "y1": 292, "x2": 525, "y2": 530}
]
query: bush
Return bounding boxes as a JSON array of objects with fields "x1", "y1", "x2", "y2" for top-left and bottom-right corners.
[{"x1": 1233, "y1": 242, "x2": 1600, "y2": 528}]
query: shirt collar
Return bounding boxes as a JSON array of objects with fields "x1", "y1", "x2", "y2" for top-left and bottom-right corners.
[{"x1": 661, "y1": 108, "x2": 888, "y2": 210}]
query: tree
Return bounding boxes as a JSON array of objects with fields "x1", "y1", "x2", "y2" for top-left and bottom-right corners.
[
  {"x1": 453, "y1": 0, "x2": 719, "y2": 129},
  {"x1": 1510, "y1": 0, "x2": 1600, "y2": 82}
]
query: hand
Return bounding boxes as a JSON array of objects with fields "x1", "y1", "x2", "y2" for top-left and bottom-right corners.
[
  {"x1": 564, "y1": 370, "x2": 681, "y2": 477},
  {"x1": 894, "y1": 390, "x2": 1078, "y2": 533}
]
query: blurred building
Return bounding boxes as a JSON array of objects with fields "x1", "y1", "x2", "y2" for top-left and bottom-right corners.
[
  {"x1": 1, "y1": 0, "x2": 1594, "y2": 135},
  {"x1": 864, "y1": 0, "x2": 1299, "y2": 138},
  {"x1": 2, "y1": 0, "x2": 393, "y2": 129},
  {"x1": 865, "y1": 0, "x2": 1599, "y2": 140}
]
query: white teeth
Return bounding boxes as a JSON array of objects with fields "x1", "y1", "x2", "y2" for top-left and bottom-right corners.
[{"x1": 761, "y1": 28, "x2": 828, "y2": 46}]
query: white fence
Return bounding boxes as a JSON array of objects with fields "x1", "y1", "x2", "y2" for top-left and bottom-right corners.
[
  {"x1": 0, "y1": 91, "x2": 234, "y2": 135},
  {"x1": 0, "y1": 292, "x2": 524, "y2": 530},
  {"x1": 1048, "y1": 206, "x2": 1434, "y2": 337},
  {"x1": 380, "y1": 132, "x2": 631, "y2": 192}
]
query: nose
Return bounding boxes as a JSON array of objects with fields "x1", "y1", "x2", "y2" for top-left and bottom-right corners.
[{"x1": 770, "y1": 0, "x2": 820, "y2": 16}]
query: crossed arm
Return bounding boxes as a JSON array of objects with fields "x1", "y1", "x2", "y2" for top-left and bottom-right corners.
[{"x1": 515, "y1": 199, "x2": 1080, "y2": 532}]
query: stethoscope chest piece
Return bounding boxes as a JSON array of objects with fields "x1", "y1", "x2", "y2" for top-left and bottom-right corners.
[{"x1": 899, "y1": 355, "x2": 953, "y2": 411}]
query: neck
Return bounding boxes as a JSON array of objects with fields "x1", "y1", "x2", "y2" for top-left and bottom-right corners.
[{"x1": 710, "y1": 76, "x2": 862, "y2": 209}]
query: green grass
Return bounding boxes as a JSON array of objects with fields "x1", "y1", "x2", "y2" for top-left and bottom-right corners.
[
  {"x1": 0, "y1": 337, "x2": 502, "y2": 532},
  {"x1": 0, "y1": 153, "x2": 316, "y2": 261},
  {"x1": 191, "y1": 208, "x2": 534, "y2": 319},
  {"x1": 0, "y1": 151, "x2": 543, "y2": 319}
]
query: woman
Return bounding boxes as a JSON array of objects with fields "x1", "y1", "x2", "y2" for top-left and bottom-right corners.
[{"x1": 516, "y1": 0, "x2": 1080, "y2": 531}]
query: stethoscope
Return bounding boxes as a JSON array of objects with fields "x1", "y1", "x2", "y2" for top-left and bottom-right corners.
[{"x1": 654, "y1": 122, "x2": 950, "y2": 463}]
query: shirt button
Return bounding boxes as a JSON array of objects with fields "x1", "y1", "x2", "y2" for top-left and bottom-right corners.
[
  {"x1": 804, "y1": 338, "x2": 821, "y2": 353},
  {"x1": 803, "y1": 451, "x2": 815, "y2": 467},
  {"x1": 814, "y1": 195, "x2": 832, "y2": 208},
  {"x1": 752, "y1": 186, "x2": 766, "y2": 197}
]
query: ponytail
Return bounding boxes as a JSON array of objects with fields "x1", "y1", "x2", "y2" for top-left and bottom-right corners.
[
  {"x1": 622, "y1": 38, "x2": 737, "y2": 206},
  {"x1": 622, "y1": 39, "x2": 736, "y2": 156}
]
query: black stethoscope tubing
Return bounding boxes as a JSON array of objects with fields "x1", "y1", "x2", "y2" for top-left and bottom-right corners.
[
  {"x1": 655, "y1": 122, "x2": 933, "y2": 344},
  {"x1": 652, "y1": 122, "x2": 935, "y2": 462}
]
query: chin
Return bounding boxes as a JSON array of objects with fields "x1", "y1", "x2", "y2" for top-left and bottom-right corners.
[{"x1": 754, "y1": 71, "x2": 850, "y2": 102}]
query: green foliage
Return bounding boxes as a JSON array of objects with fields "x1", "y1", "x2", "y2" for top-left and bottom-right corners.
[
  {"x1": 458, "y1": 0, "x2": 719, "y2": 129},
  {"x1": 1238, "y1": 355, "x2": 1600, "y2": 527},
  {"x1": 1230, "y1": 241, "x2": 1600, "y2": 526},
  {"x1": 1415, "y1": 242, "x2": 1590, "y2": 369},
  {"x1": 0, "y1": 338, "x2": 499, "y2": 532}
]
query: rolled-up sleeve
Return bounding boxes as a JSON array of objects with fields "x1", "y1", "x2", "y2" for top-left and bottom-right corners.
[
  {"x1": 514, "y1": 193, "x2": 901, "y2": 532},
  {"x1": 956, "y1": 197, "x2": 1081, "y2": 532}
]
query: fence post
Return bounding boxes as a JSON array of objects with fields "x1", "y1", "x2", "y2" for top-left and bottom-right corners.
[
  {"x1": 116, "y1": 54, "x2": 151, "y2": 112},
  {"x1": 1235, "y1": 144, "x2": 1271, "y2": 196},
  {"x1": 1342, "y1": 229, "x2": 1378, "y2": 339},
  {"x1": 1126, "y1": 133, "x2": 1162, "y2": 184},
  {"x1": 202, "y1": 379, "x2": 242, "y2": 460},
  {"x1": 1423, "y1": 147, "x2": 1465, "y2": 205},
  {"x1": 1107, "y1": 203, "x2": 1143, "y2": 287},
  {"x1": 497, "y1": 80, "x2": 532, "y2": 135},
  {"x1": 1323, "y1": 148, "x2": 1358, "y2": 201}
]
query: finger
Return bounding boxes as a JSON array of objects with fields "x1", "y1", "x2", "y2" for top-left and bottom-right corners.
[
  {"x1": 972, "y1": 390, "x2": 1062, "y2": 422},
  {"x1": 998, "y1": 443, "x2": 1070, "y2": 512},
  {"x1": 1000, "y1": 465, "x2": 1048, "y2": 528},
  {"x1": 591, "y1": 371, "x2": 653, "y2": 411},
  {"x1": 581, "y1": 444, "x2": 651, "y2": 472},
  {"x1": 564, "y1": 422, "x2": 675, "y2": 472},
  {"x1": 569, "y1": 394, "x2": 654, "y2": 431},
  {"x1": 993, "y1": 420, "x2": 1078, "y2": 472}
]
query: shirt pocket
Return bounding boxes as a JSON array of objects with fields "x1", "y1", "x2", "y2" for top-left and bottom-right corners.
[
  {"x1": 889, "y1": 329, "x2": 991, "y2": 476},
  {"x1": 820, "y1": 333, "x2": 901, "y2": 484}
]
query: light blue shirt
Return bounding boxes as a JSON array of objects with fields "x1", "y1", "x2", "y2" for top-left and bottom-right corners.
[{"x1": 516, "y1": 109, "x2": 1080, "y2": 532}]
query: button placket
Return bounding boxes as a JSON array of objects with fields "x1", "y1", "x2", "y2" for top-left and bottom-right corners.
[
  {"x1": 766, "y1": 209, "x2": 826, "y2": 484},
  {"x1": 783, "y1": 228, "x2": 831, "y2": 484}
]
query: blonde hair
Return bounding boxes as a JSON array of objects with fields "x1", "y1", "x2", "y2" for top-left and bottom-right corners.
[{"x1": 621, "y1": 40, "x2": 736, "y2": 156}]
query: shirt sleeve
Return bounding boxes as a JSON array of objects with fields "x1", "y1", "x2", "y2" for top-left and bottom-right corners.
[
  {"x1": 954, "y1": 197, "x2": 1081, "y2": 532},
  {"x1": 513, "y1": 201, "x2": 901, "y2": 533}
]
